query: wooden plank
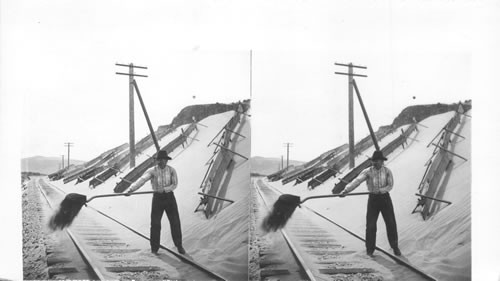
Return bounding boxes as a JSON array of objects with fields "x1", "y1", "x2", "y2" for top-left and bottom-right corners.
[
  {"x1": 94, "y1": 248, "x2": 141, "y2": 254},
  {"x1": 83, "y1": 237, "x2": 120, "y2": 241},
  {"x1": 299, "y1": 239, "x2": 338, "y2": 243},
  {"x1": 79, "y1": 233, "x2": 118, "y2": 236},
  {"x1": 105, "y1": 266, "x2": 161, "y2": 273},
  {"x1": 306, "y1": 250, "x2": 357, "y2": 255},
  {"x1": 301, "y1": 244, "x2": 342, "y2": 249},
  {"x1": 260, "y1": 269, "x2": 290, "y2": 277},
  {"x1": 47, "y1": 257, "x2": 71, "y2": 265},
  {"x1": 319, "y1": 268, "x2": 375, "y2": 274},
  {"x1": 87, "y1": 242, "x2": 128, "y2": 247},
  {"x1": 48, "y1": 267, "x2": 78, "y2": 274},
  {"x1": 259, "y1": 260, "x2": 287, "y2": 267}
]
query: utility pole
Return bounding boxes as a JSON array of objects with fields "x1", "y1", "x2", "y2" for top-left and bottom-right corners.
[
  {"x1": 281, "y1": 155, "x2": 284, "y2": 170},
  {"x1": 335, "y1": 62, "x2": 367, "y2": 168},
  {"x1": 116, "y1": 63, "x2": 148, "y2": 168},
  {"x1": 283, "y1": 143, "x2": 293, "y2": 169},
  {"x1": 250, "y1": 50, "x2": 253, "y2": 99},
  {"x1": 64, "y1": 142, "x2": 73, "y2": 167},
  {"x1": 61, "y1": 155, "x2": 65, "y2": 169}
]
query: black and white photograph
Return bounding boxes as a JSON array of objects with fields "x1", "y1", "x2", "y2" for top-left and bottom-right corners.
[{"x1": 1, "y1": 1, "x2": 499, "y2": 280}]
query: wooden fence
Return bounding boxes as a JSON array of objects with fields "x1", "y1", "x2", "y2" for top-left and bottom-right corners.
[
  {"x1": 413, "y1": 105, "x2": 467, "y2": 220},
  {"x1": 196, "y1": 109, "x2": 248, "y2": 219}
]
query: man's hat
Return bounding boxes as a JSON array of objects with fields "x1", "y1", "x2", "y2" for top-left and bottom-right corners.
[
  {"x1": 370, "y1": 150, "x2": 387, "y2": 161},
  {"x1": 156, "y1": 150, "x2": 172, "y2": 160}
]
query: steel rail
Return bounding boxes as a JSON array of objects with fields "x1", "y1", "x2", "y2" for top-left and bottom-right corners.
[
  {"x1": 35, "y1": 179, "x2": 106, "y2": 280},
  {"x1": 254, "y1": 180, "x2": 317, "y2": 281},
  {"x1": 42, "y1": 178, "x2": 227, "y2": 281},
  {"x1": 259, "y1": 179, "x2": 438, "y2": 281},
  {"x1": 85, "y1": 205, "x2": 227, "y2": 281}
]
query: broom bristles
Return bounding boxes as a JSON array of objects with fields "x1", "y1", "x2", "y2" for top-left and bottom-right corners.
[
  {"x1": 48, "y1": 193, "x2": 87, "y2": 231},
  {"x1": 261, "y1": 194, "x2": 301, "y2": 232}
]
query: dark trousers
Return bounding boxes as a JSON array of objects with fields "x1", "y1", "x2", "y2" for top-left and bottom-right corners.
[
  {"x1": 366, "y1": 193, "x2": 398, "y2": 253},
  {"x1": 150, "y1": 192, "x2": 182, "y2": 252}
]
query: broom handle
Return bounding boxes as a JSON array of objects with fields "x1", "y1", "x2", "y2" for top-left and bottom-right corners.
[
  {"x1": 86, "y1": 191, "x2": 155, "y2": 203},
  {"x1": 300, "y1": 192, "x2": 370, "y2": 204}
]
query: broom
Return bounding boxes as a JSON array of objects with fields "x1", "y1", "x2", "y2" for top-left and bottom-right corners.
[
  {"x1": 48, "y1": 191, "x2": 155, "y2": 231},
  {"x1": 261, "y1": 192, "x2": 369, "y2": 232}
]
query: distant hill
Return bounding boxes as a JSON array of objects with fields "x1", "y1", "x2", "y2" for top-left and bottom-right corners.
[
  {"x1": 251, "y1": 156, "x2": 304, "y2": 176},
  {"x1": 21, "y1": 156, "x2": 86, "y2": 175}
]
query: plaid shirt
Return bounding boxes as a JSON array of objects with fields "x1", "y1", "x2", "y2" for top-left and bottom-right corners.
[
  {"x1": 344, "y1": 165, "x2": 394, "y2": 194},
  {"x1": 128, "y1": 165, "x2": 178, "y2": 193}
]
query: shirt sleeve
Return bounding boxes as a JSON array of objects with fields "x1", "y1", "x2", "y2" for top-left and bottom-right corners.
[
  {"x1": 170, "y1": 167, "x2": 178, "y2": 191},
  {"x1": 379, "y1": 167, "x2": 394, "y2": 193},
  {"x1": 128, "y1": 169, "x2": 153, "y2": 193},
  {"x1": 344, "y1": 169, "x2": 369, "y2": 193}
]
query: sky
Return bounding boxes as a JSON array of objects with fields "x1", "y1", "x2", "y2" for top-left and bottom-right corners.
[
  {"x1": 1, "y1": 0, "x2": 500, "y2": 280},
  {"x1": 1, "y1": 0, "x2": 494, "y2": 162}
]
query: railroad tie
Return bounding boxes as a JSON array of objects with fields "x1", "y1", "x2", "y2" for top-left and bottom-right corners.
[
  {"x1": 87, "y1": 242, "x2": 128, "y2": 247},
  {"x1": 48, "y1": 267, "x2": 78, "y2": 275},
  {"x1": 94, "y1": 248, "x2": 141, "y2": 254},
  {"x1": 105, "y1": 266, "x2": 162, "y2": 273},
  {"x1": 47, "y1": 256, "x2": 71, "y2": 266},
  {"x1": 299, "y1": 239, "x2": 338, "y2": 243},
  {"x1": 301, "y1": 243, "x2": 343, "y2": 249},
  {"x1": 259, "y1": 259, "x2": 287, "y2": 267},
  {"x1": 319, "y1": 268, "x2": 375, "y2": 275},
  {"x1": 260, "y1": 268, "x2": 291, "y2": 278},
  {"x1": 83, "y1": 237, "x2": 121, "y2": 241},
  {"x1": 306, "y1": 250, "x2": 357, "y2": 256}
]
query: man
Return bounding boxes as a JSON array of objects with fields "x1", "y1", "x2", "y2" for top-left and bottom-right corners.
[
  {"x1": 340, "y1": 150, "x2": 401, "y2": 257},
  {"x1": 126, "y1": 150, "x2": 185, "y2": 255}
]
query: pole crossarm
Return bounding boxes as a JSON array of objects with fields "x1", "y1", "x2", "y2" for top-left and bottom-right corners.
[
  {"x1": 334, "y1": 72, "x2": 368, "y2": 78},
  {"x1": 334, "y1": 62, "x2": 367, "y2": 69},
  {"x1": 116, "y1": 72, "x2": 149, "y2": 78},
  {"x1": 115, "y1": 63, "x2": 148, "y2": 69}
]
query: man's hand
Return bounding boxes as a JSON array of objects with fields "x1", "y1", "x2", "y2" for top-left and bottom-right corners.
[
  {"x1": 124, "y1": 191, "x2": 132, "y2": 196},
  {"x1": 339, "y1": 191, "x2": 348, "y2": 198}
]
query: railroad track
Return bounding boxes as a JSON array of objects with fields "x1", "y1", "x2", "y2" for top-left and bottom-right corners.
[
  {"x1": 35, "y1": 177, "x2": 227, "y2": 280},
  {"x1": 254, "y1": 178, "x2": 436, "y2": 281}
]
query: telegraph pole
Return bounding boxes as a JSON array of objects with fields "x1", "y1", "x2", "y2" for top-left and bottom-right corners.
[
  {"x1": 335, "y1": 62, "x2": 367, "y2": 168},
  {"x1": 250, "y1": 50, "x2": 253, "y2": 99},
  {"x1": 283, "y1": 143, "x2": 293, "y2": 168},
  {"x1": 64, "y1": 142, "x2": 73, "y2": 167},
  {"x1": 116, "y1": 63, "x2": 148, "y2": 168},
  {"x1": 61, "y1": 155, "x2": 65, "y2": 169}
]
